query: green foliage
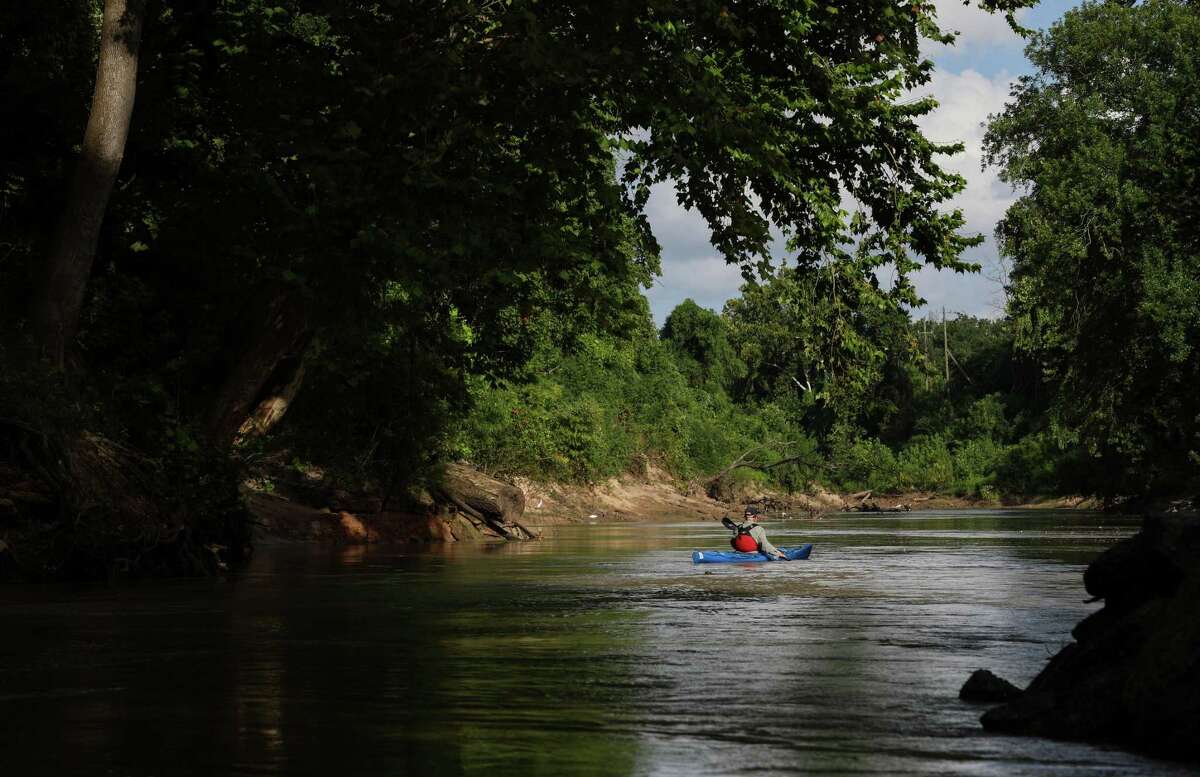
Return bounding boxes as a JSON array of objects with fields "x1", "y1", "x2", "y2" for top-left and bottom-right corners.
[
  {"x1": 952, "y1": 437, "x2": 1006, "y2": 498},
  {"x1": 726, "y1": 260, "x2": 915, "y2": 436},
  {"x1": 895, "y1": 435, "x2": 955, "y2": 492},
  {"x1": 24, "y1": 0, "x2": 1197, "y2": 543},
  {"x1": 954, "y1": 394, "x2": 1012, "y2": 443},
  {"x1": 994, "y1": 432, "x2": 1069, "y2": 497},
  {"x1": 660, "y1": 299, "x2": 746, "y2": 394},
  {"x1": 985, "y1": 0, "x2": 1200, "y2": 497},
  {"x1": 454, "y1": 303, "x2": 818, "y2": 488},
  {"x1": 458, "y1": 379, "x2": 632, "y2": 484},
  {"x1": 830, "y1": 436, "x2": 899, "y2": 493}
]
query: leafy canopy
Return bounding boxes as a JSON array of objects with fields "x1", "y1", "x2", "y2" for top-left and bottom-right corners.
[{"x1": 985, "y1": 0, "x2": 1200, "y2": 495}]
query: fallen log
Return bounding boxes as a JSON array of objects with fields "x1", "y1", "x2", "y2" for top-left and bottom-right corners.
[
  {"x1": 434, "y1": 463, "x2": 537, "y2": 540},
  {"x1": 705, "y1": 442, "x2": 808, "y2": 499},
  {"x1": 843, "y1": 500, "x2": 911, "y2": 513}
]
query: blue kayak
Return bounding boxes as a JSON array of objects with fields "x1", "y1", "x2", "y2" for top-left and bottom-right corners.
[{"x1": 692, "y1": 544, "x2": 814, "y2": 564}]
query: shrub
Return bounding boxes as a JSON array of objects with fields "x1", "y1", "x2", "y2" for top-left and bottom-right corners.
[
  {"x1": 995, "y1": 431, "x2": 1069, "y2": 496},
  {"x1": 831, "y1": 437, "x2": 899, "y2": 492},
  {"x1": 953, "y1": 394, "x2": 1012, "y2": 442},
  {"x1": 952, "y1": 436, "x2": 1007, "y2": 497},
  {"x1": 897, "y1": 435, "x2": 954, "y2": 491}
]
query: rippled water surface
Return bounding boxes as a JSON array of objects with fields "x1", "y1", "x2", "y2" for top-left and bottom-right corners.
[{"x1": 1, "y1": 510, "x2": 1191, "y2": 776}]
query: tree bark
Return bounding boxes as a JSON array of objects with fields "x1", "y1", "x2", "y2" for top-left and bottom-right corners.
[
  {"x1": 205, "y1": 286, "x2": 310, "y2": 448},
  {"x1": 34, "y1": 0, "x2": 145, "y2": 368},
  {"x1": 234, "y1": 350, "x2": 309, "y2": 442},
  {"x1": 434, "y1": 463, "x2": 536, "y2": 540}
]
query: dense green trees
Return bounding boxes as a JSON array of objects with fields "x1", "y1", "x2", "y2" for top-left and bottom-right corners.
[
  {"x1": 453, "y1": 299, "x2": 820, "y2": 492},
  {"x1": 985, "y1": 0, "x2": 1200, "y2": 498},
  {"x1": 725, "y1": 259, "x2": 915, "y2": 437},
  {"x1": 661, "y1": 299, "x2": 746, "y2": 394},
  {"x1": 8, "y1": 0, "x2": 1200, "y2": 579},
  {"x1": 453, "y1": 287, "x2": 1093, "y2": 500},
  {"x1": 3, "y1": 2, "x2": 1030, "y2": 462}
]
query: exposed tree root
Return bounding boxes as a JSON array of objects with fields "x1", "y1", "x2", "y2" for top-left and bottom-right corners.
[{"x1": 0, "y1": 418, "x2": 250, "y2": 580}]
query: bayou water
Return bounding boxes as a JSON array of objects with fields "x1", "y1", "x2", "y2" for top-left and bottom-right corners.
[{"x1": 1, "y1": 510, "x2": 1191, "y2": 776}]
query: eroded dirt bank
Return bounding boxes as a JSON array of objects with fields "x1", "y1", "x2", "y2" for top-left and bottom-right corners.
[{"x1": 244, "y1": 462, "x2": 1101, "y2": 545}]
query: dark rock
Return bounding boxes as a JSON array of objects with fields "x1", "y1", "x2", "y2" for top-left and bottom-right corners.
[
  {"x1": 1083, "y1": 524, "x2": 1183, "y2": 610},
  {"x1": 959, "y1": 669, "x2": 1022, "y2": 702},
  {"x1": 981, "y1": 515, "x2": 1200, "y2": 762}
]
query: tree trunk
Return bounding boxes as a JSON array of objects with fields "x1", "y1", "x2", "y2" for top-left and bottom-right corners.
[
  {"x1": 205, "y1": 286, "x2": 310, "y2": 448},
  {"x1": 234, "y1": 350, "x2": 309, "y2": 442},
  {"x1": 434, "y1": 463, "x2": 536, "y2": 540},
  {"x1": 34, "y1": 0, "x2": 145, "y2": 368}
]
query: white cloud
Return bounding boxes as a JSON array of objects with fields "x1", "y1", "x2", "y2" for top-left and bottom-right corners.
[
  {"x1": 643, "y1": 252, "x2": 748, "y2": 321},
  {"x1": 925, "y1": 0, "x2": 1027, "y2": 55},
  {"x1": 910, "y1": 67, "x2": 1020, "y2": 316},
  {"x1": 643, "y1": 181, "x2": 715, "y2": 259},
  {"x1": 643, "y1": 180, "x2": 790, "y2": 322}
]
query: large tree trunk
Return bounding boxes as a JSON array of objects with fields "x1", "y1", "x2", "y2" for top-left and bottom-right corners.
[
  {"x1": 434, "y1": 463, "x2": 537, "y2": 540},
  {"x1": 205, "y1": 285, "x2": 310, "y2": 448},
  {"x1": 33, "y1": 0, "x2": 145, "y2": 368},
  {"x1": 234, "y1": 351, "x2": 309, "y2": 442}
]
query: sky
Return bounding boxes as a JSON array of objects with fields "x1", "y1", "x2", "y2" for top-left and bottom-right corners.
[{"x1": 642, "y1": 0, "x2": 1079, "y2": 325}]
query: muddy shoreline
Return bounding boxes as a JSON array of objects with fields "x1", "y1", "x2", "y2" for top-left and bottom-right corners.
[{"x1": 246, "y1": 467, "x2": 1106, "y2": 545}]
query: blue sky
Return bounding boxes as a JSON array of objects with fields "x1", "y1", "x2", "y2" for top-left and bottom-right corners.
[{"x1": 642, "y1": 0, "x2": 1080, "y2": 324}]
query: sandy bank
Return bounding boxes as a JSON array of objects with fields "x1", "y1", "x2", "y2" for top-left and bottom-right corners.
[{"x1": 244, "y1": 463, "x2": 1105, "y2": 545}]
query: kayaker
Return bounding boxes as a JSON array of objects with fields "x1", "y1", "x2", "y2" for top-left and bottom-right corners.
[{"x1": 730, "y1": 505, "x2": 787, "y2": 559}]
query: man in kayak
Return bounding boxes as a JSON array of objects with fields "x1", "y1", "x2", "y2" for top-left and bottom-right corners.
[{"x1": 730, "y1": 506, "x2": 788, "y2": 559}]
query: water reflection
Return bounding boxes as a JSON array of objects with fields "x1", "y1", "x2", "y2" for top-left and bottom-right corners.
[{"x1": 0, "y1": 510, "x2": 1190, "y2": 775}]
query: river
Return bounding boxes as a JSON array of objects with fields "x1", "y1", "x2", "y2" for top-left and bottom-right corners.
[{"x1": 1, "y1": 509, "x2": 1191, "y2": 776}]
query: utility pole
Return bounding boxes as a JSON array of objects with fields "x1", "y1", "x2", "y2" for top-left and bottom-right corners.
[
  {"x1": 922, "y1": 317, "x2": 930, "y2": 391},
  {"x1": 942, "y1": 307, "x2": 950, "y2": 390}
]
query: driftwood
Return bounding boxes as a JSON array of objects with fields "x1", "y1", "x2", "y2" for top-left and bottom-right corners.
[
  {"x1": 844, "y1": 500, "x2": 911, "y2": 513},
  {"x1": 838, "y1": 490, "x2": 910, "y2": 512},
  {"x1": 434, "y1": 462, "x2": 538, "y2": 540}
]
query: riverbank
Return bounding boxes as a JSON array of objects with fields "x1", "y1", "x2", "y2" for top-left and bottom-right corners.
[
  {"x1": 242, "y1": 462, "x2": 1107, "y2": 545},
  {"x1": 0, "y1": 444, "x2": 1111, "y2": 579},
  {"x1": 244, "y1": 466, "x2": 754, "y2": 545}
]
